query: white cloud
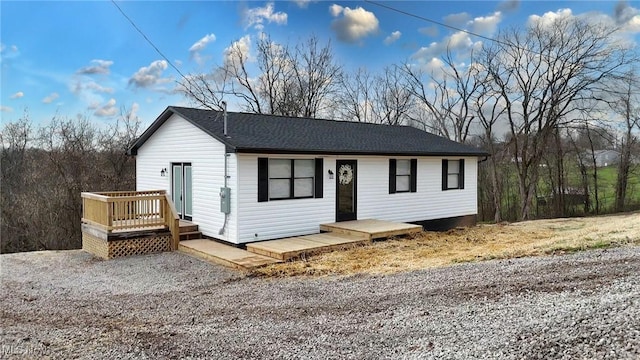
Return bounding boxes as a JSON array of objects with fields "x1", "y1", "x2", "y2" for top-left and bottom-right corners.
[
  {"x1": 189, "y1": 33, "x2": 216, "y2": 53},
  {"x1": 42, "y1": 92, "x2": 59, "y2": 104},
  {"x1": 242, "y1": 2, "x2": 287, "y2": 31},
  {"x1": 330, "y1": 5, "x2": 379, "y2": 43},
  {"x1": 94, "y1": 98, "x2": 117, "y2": 117},
  {"x1": 10, "y1": 91, "x2": 24, "y2": 99},
  {"x1": 615, "y1": 1, "x2": 639, "y2": 24},
  {"x1": 129, "y1": 60, "x2": 172, "y2": 89},
  {"x1": 419, "y1": 26, "x2": 438, "y2": 37},
  {"x1": 189, "y1": 33, "x2": 216, "y2": 64},
  {"x1": 0, "y1": 106, "x2": 13, "y2": 112},
  {"x1": 223, "y1": 35, "x2": 252, "y2": 68},
  {"x1": 411, "y1": 9, "x2": 502, "y2": 67},
  {"x1": 626, "y1": 15, "x2": 640, "y2": 32},
  {"x1": 0, "y1": 43, "x2": 18, "y2": 54},
  {"x1": 412, "y1": 30, "x2": 477, "y2": 63},
  {"x1": 77, "y1": 59, "x2": 113, "y2": 75},
  {"x1": 497, "y1": 0, "x2": 519, "y2": 12},
  {"x1": 0, "y1": 43, "x2": 20, "y2": 59},
  {"x1": 384, "y1": 31, "x2": 402, "y2": 45},
  {"x1": 71, "y1": 80, "x2": 114, "y2": 95},
  {"x1": 127, "y1": 102, "x2": 140, "y2": 119},
  {"x1": 294, "y1": 0, "x2": 312, "y2": 8},
  {"x1": 469, "y1": 12, "x2": 502, "y2": 35},
  {"x1": 615, "y1": 1, "x2": 640, "y2": 33},
  {"x1": 329, "y1": 4, "x2": 343, "y2": 17},
  {"x1": 528, "y1": 8, "x2": 573, "y2": 28},
  {"x1": 444, "y1": 12, "x2": 471, "y2": 27}
]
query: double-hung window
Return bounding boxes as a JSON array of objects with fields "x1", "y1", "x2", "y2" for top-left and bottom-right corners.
[
  {"x1": 389, "y1": 159, "x2": 417, "y2": 193},
  {"x1": 258, "y1": 158, "x2": 323, "y2": 201},
  {"x1": 442, "y1": 159, "x2": 465, "y2": 190}
]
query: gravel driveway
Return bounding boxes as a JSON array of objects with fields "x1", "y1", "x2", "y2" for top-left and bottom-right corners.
[{"x1": 1, "y1": 246, "x2": 639, "y2": 359}]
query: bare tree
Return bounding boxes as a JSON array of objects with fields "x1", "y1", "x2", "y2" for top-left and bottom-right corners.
[
  {"x1": 180, "y1": 34, "x2": 342, "y2": 118},
  {"x1": 480, "y1": 17, "x2": 634, "y2": 220},
  {"x1": 336, "y1": 67, "x2": 374, "y2": 122},
  {"x1": 403, "y1": 49, "x2": 480, "y2": 142},
  {"x1": 1, "y1": 108, "x2": 142, "y2": 254},
  {"x1": 610, "y1": 69, "x2": 640, "y2": 212},
  {"x1": 370, "y1": 65, "x2": 413, "y2": 125},
  {"x1": 290, "y1": 36, "x2": 342, "y2": 118},
  {"x1": 473, "y1": 71, "x2": 508, "y2": 222}
]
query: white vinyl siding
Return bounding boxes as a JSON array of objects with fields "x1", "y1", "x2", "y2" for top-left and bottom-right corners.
[
  {"x1": 135, "y1": 113, "x2": 237, "y2": 242},
  {"x1": 237, "y1": 154, "x2": 335, "y2": 243},
  {"x1": 357, "y1": 156, "x2": 477, "y2": 222},
  {"x1": 235, "y1": 154, "x2": 477, "y2": 244}
]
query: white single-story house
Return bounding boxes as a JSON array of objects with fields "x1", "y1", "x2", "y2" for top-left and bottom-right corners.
[{"x1": 128, "y1": 106, "x2": 489, "y2": 245}]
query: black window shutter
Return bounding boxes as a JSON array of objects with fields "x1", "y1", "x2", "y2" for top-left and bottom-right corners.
[
  {"x1": 410, "y1": 159, "x2": 417, "y2": 193},
  {"x1": 459, "y1": 159, "x2": 465, "y2": 190},
  {"x1": 314, "y1": 158, "x2": 323, "y2": 198},
  {"x1": 258, "y1": 158, "x2": 269, "y2": 202},
  {"x1": 389, "y1": 159, "x2": 396, "y2": 194},
  {"x1": 442, "y1": 159, "x2": 448, "y2": 191}
]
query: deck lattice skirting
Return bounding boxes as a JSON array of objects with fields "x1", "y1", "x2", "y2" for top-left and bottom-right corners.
[{"x1": 82, "y1": 225, "x2": 173, "y2": 259}]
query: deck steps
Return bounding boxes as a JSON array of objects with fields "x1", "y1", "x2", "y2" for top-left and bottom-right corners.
[
  {"x1": 179, "y1": 239, "x2": 281, "y2": 270},
  {"x1": 179, "y1": 231, "x2": 203, "y2": 241},
  {"x1": 319, "y1": 219, "x2": 422, "y2": 240},
  {"x1": 246, "y1": 232, "x2": 368, "y2": 261},
  {"x1": 178, "y1": 220, "x2": 202, "y2": 241}
]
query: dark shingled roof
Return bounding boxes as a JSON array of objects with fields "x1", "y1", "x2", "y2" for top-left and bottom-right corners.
[{"x1": 129, "y1": 106, "x2": 489, "y2": 156}]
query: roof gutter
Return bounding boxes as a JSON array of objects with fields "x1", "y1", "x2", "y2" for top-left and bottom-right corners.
[{"x1": 478, "y1": 155, "x2": 489, "y2": 163}]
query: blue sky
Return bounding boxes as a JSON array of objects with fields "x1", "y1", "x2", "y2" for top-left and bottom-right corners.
[{"x1": 2, "y1": 1, "x2": 639, "y2": 126}]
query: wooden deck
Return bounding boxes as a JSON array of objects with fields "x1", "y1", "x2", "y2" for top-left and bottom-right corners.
[
  {"x1": 179, "y1": 219, "x2": 422, "y2": 269},
  {"x1": 179, "y1": 239, "x2": 281, "y2": 270},
  {"x1": 319, "y1": 219, "x2": 422, "y2": 240},
  {"x1": 246, "y1": 232, "x2": 369, "y2": 261}
]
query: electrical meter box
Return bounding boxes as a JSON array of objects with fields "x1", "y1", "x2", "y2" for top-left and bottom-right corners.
[{"x1": 220, "y1": 187, "x2": 231, "y2": 214}]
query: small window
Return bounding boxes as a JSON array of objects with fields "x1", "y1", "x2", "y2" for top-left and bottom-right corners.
[
  {"x1": 389, "y1": 159, "x2": 417, "y2": 194},
  {"x1": 258, "y1": 158, "x2": 323, "y2": 201},
  {"x1": 442, "y1": 159, "x2": 465, "y2": 190}
]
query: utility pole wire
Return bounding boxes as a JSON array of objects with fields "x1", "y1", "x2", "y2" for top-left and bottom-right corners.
[
  {"x1": 110, "y1": 0, "x2": 191, "y2": 87},
  {"x1": 363, "y1": 0, "x2": 523, "y2": 51}
]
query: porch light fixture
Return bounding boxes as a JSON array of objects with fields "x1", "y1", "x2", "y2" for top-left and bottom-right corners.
[
  {"x1": 160, "y1": 168, "x2": 167, "y2": 177},
  {"x1": 328, "y1": 169, "x2": 334, "y2": 179}
]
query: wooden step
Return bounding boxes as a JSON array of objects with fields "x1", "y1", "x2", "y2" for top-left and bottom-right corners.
[
  {"x1": 180, "y1": 231, "x2": 202, "y2": 241},
  {"x1": 319, "y1": 219, "x2": 422, "y2": 240},
  {"x1": 246, "y1": 232, "x2": 369, "y2": 261},
  {"x1": 179, "y1": 220, "x2": 199, "y2": 233},
  {"x1": 179, "y1": 239, "x2": 281, "y2": 270}
]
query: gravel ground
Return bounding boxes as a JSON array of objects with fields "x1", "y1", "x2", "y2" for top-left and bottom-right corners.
[{"x1": 1, "y1": 246, "x2": 639, "y2": 359}]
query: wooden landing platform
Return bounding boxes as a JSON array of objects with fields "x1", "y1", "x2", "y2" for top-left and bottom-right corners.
[
  {"x1": 246, "y1": 232, "x2": 369, "y2": 261},
  {"x1": 319, "y1": 219, "x2": 422, "y2": 240},
  {"x1": 179, "y1": 239, "x2": 281, "y2": 270}
]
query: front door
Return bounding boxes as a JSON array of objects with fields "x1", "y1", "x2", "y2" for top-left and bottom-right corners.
[
  {"x1": 336, "y1": 160, "x2": 357, "y2": 222},
  {"x1": 172, "y1": 163, "x2": 192, "y2": 220}
]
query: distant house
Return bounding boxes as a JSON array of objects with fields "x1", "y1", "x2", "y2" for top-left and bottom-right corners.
[
  {"x1": 128, "y1": 106, "x2": 488, "y2": 245},
  {"x1": 582, "y1": 149, "x2": 620, "y2": 167}
]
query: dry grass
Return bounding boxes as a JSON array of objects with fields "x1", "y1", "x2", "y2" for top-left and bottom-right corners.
[{"x1": 250, "y1": 212, "x2": 640, "y2": 277}]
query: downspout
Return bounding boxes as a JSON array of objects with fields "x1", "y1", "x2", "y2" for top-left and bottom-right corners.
[{"x1": 219, "y1": 102, "x2": 229, "y2": 235}]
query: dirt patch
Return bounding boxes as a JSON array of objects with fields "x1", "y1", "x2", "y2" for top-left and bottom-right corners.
[{"x1": 251, "y1": 212, "x2": 640, "y2": 277}]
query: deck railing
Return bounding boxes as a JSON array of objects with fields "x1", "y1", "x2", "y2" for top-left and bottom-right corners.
[{"x1": 81, "y1": 190, "x2": 180, "y2": 250}]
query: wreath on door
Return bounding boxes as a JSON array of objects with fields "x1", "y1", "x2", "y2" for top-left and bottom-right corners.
[{"x1": 338, "y1": 164, "x2": 353, "y2": 185}]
